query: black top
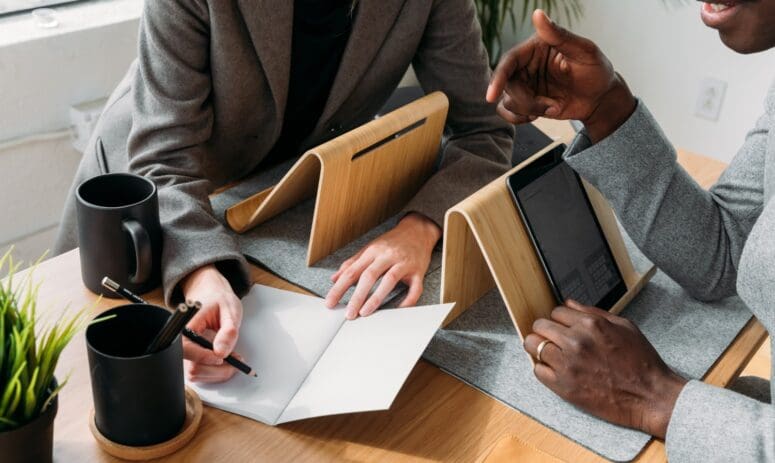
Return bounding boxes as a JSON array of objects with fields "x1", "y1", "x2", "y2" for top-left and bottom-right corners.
[{"x1": 262, "y1": 0, "x2": 354, "y2": 166}]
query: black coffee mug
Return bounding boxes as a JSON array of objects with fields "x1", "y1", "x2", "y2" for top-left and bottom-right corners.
[
  {"x1": 86, "y1": 304, "x2": 185, "y2": 446},
  {"x1": 76, "y1": 173, "x2": 162, "y2": 296}
]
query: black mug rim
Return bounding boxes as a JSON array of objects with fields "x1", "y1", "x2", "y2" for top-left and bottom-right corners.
[
  {"x1": 76, "y1": 173, "x2": 157, "y2": 211},
  {"x1": 86, "y1": 304, "x2": 177, "y2": 361}
]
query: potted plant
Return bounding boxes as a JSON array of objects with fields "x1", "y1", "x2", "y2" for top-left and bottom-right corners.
[{"x1": 0, "y1": 249, "x2": 90, "y2": 463}]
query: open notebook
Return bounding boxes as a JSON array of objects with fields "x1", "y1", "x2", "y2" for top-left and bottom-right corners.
[{"x1": 189, "y1": 285, "x2": 454, "y2": 425}]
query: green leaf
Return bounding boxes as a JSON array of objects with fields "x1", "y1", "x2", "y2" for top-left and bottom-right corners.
[
  {"x1": 40, "y1": 374, "x2": 67, "y2": 413},
  {"x1": 0, "y1": 249, "x2": 90, "y2": 429},
  {"x1": 6, "y1": 379, "x2": 22, "y2": 419},
  {"x1": 22, "y1": 366, "x2": 39, "y2": 420},
  {"x1": 0, "y1": 361, "x2": 26, "y2": 416}
]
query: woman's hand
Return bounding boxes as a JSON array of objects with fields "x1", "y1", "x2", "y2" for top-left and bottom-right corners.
[
  {"x1": 325, "y1": 213, "x2": 442, "y2": 320},
  {"x1": 523, "y1": 300, "x2": 687, "y2": 439},
  {"x1": 486, "y1": 10, "x2": 636, "y2": 143},
  {"x1": 180, "y1": 264, "x2": 244, "y2": 383}
]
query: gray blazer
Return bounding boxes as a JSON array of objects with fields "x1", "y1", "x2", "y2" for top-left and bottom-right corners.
[
  {"x1": 55, "y1": 0, "x2": 514, "y2": 304},
  {"x1": 565, "y1": 83, "x2": 775, "y2": 461}
]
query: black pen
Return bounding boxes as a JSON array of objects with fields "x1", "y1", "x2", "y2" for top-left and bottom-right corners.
[
  {"x1": 182, "y1": 328, "x2": 257, "y2": 377},
  {"x1": 101, "y1": 277, "x2": 258, "y2": 378},
  {"x1": 102, "y1": 277, "x2": 144, "y2": 304}
]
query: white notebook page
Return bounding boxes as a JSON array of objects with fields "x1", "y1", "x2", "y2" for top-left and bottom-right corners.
[
  {"x1": 192, "y1": 285, "x2": 345, "y2": 424},
  {"x1": 191, "y1": 285, "x2": 454, "y2": 425},
  {"x1": 277, "y1": 302, "x2": 454, "y2": 423}
]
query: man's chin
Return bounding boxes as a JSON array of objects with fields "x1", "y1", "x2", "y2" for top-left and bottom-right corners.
[{"x1": 718, "y1": 31, "x2": 775, "y2": 54}]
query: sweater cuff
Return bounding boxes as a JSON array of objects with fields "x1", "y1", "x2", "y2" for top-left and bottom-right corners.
[
  {"x1": 563, "y1": 100, "x2": 676, "y2": 194},
  {"x1": 161, "y1": 230, "x2": 251, "y2": 306},
  {"x1": 666, "y1": 379, "x2": 775, "y2": 462}
]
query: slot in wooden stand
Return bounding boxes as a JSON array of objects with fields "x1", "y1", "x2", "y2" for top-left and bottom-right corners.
[
  {"x1": 441, "y1": 142, "x2": 656, "y2": 342},
  {"x1": 226, "y1": 92, "x2": 449, "y2": 265}
]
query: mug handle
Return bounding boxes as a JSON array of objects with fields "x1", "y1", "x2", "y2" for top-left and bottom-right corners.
[{"x1": 122, "y1": 219, "x2": 152, "y2": 285}]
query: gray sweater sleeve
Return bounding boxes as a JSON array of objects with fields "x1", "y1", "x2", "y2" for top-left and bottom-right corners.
[
  {"x1": 127, "y1": 0, "x2": 251, "y2": 305},
  {"x1": 564, "y1": 101, "x2": 767, "y2": 301},
  {"x1": 564, "y1": 98, "x2": 775, "y2": 462}
]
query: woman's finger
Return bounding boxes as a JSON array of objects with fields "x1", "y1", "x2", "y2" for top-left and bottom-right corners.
[
  {"x1": 398, "y1": 274, "x2": 424, "y2": 308},
  {"x1": 359, "y1": 267, "x2": 403, "y2": 317},
  {"x1": 325, "y1": 253, "x2": 373, "y2": 308},
  {"x1": 331, "y1": 249, "x2": 363, "y2": 283},
  {"x1": 212, "y1": 296, "x2": 242, "y2": 357},
  {"x1": 184, "y1": 360, "x2": 238, "y2": 383},
  {"x1": 346, "y1": 258, "x2": 393, "y2": 319},
  {"x1": 182, "y1": 337, "x2": 224, "y2": 365}
]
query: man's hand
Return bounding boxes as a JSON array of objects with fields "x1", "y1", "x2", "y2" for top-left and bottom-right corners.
[
  {"x1": 324, "y1": 213, "x2": 442, "y2": 320},
  {"x1": 523, "y1": 300, "x2": 687, "y2": 438},
  {"x1": 486, "y1": 10, "x2": 637, "y2": 143},
  {"x1": 180, "y1": 264, "x2": 244, "y2": 383}
]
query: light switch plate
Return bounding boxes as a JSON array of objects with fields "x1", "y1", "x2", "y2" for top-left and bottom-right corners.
[{"x1": 695, "y1": 77, "x2": 727, "y2": 122}]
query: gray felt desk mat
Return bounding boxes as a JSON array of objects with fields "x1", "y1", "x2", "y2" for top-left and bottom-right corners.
[
  {"x1": 212, "y1": 165, "x2": 751, "y2": 462},
  {"x1": 210, "y1": 159, "x2": 442, "y2": 306},
  {"x1": 422, "y1": 240, "x2": 751, "y2": 462}
]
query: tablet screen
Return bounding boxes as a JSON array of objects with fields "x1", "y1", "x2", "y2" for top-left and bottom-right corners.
[{"x1": 514, "y1": 161, "x2": 624, "y2": 308}]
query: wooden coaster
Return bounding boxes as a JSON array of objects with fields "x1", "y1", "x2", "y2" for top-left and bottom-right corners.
[{"x1": 89, "y1": 387, "x2": 203, "y2": 461}]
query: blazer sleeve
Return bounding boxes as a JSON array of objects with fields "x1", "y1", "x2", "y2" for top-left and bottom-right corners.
[
  {"x1": 563, "y1": 100, "x2": 768, "y2": 301},
  {"x1": 127, "y1": 0, "x2": 251, "y2": 305},
  {"x1": 401, "y1": 0, "x2": 515, "y2": 227}
]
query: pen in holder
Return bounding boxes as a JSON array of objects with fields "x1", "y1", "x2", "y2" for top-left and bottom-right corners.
[
  {"x1": 101, "y1": 277, "x2": 259, "y2": 378},
  {"x1": 145, "y1": 302, "x2": 198, "y2": 355}
]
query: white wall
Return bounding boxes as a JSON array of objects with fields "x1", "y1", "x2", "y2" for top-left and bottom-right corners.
[
  {"x1": 504, "y1": 1, "x2": 775, "y2": 163},
  {"x1": 0, "y1": 0, "x2": 140, "y2": 259}
]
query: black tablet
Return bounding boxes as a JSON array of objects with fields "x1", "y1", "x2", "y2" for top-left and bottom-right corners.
[{"x1": 506, "y1": 145, "x2": 626, "y2": 309}]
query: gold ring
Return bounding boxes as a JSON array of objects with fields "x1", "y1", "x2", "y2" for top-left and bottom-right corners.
[{"x1": 536, "y1": 339, "x2": 552, "y2": 363}]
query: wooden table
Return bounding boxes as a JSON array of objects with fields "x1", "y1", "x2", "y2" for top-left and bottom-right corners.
[{"x1": 29, "y1": 149, "x2": 766, "y2": 463}]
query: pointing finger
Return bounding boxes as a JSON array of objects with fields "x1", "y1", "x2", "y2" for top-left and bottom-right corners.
[
  {"x1": 487, "y1": 40, "x2": 537, "y2": 102},
  {"x1": 532, "y1": 9, "x2": 593, "y2": 59}
]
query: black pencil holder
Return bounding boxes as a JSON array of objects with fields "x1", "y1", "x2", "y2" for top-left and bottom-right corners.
[{"x1": 86, "y1": 304, "x2": 185, "y2": 446}]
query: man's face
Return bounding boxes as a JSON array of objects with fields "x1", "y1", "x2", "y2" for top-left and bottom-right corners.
[{"x1": 700, "y1": 0, "x2": 775, "y2": 53}]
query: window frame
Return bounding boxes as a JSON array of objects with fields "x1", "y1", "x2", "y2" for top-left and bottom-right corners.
[{"x1": 0, "y1": 0, "x2": 89, "y2": 18}]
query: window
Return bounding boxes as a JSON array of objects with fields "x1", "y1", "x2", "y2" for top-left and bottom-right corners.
[{"x1": 0, "y1": 0, "x2": 85, "y2": 17}]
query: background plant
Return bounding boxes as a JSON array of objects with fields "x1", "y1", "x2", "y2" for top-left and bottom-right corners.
[
  {"x1": 474, "y1": 0, "x2": 690, "y2": 68},
  {"x1": 474, "y1": 0, "x2": 583, "y2": 68},
  {"x1": 0, "y1": 249, "x2": 90, "y2": 431}
]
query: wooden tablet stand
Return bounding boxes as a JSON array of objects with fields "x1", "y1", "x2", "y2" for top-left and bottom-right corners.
[
  {"x1": 440, "y1": 141, "x2": 656, "y2": 340},
  {"x1": 225, "y1": 92, "x2": 449, "y2": 265}
]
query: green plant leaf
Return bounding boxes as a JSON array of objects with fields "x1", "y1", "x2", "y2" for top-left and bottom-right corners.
[
  {"x1": 22, "y1": 366, "x2": 39, "y2": 420},
  {"x1": 40, "y1": 374, "x2": 68, "y2": 414},
  {"x1": 0, "y1": 250, "x2": 90, "y2": 429}
]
